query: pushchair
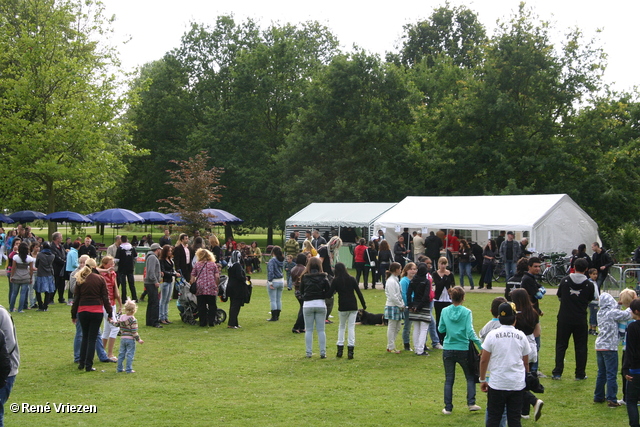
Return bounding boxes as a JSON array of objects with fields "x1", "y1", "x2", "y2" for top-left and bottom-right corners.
[{"x1": 175, "y1": 275, "x2": 228, "y2": 325}]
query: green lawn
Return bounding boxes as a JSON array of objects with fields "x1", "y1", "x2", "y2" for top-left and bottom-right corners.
[{"x1": 4, "y1": 276, "x2": 631, "y2": 426}]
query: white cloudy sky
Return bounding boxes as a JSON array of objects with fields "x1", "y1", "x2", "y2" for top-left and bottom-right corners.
[{"x1": 101, "y1": 0, "x2": 638, "y2": 92}]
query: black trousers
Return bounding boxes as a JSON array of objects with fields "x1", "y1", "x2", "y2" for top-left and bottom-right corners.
[
  {"x1": 197, "y1": 294, "x2": 218, "y2": 326},
  {"x1": 521, "y1": 390, "x2": 538, "y2": 416},
  {"x1": 434, "y1": 301, "x2": 452, "y2": 343},
  {"x1": 228, "y1": 297, "x2": 243, "y2": 327},
  {"x1": 118, "y1": 271, "x2": 137, "y2": 301},
  {"x1": 487, "y1": 387, "x2": 524, "y2": 427},
  {"x1": 354, "y1": 262, "x2": 369, "y2": 288},
  {"x1": 35, "y1": 292, "x2": 52, "y2": 310},
  {"x1": 54, "y1": 274, "x2": 66, "y2": 302},
  {"x1": 293, "y1": 295, "x2": 305, "y2": 331},
  {"x1": 552, "y1": 320, "x2": 588, "y2": 378},
  {"x1": 145, "y1": 284, "x2": 159, "y2": 326},
  {"x1": 78, "y1": 312, "x2": 103, "y2": 369}
]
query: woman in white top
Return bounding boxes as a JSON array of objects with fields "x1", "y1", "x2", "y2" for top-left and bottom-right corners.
[
  {"x1": 384, "y1": 262, "x2": 405, "y2": 353},
  {"x1": 10, "y1": 242, "x2": 35, "y2": 312}
]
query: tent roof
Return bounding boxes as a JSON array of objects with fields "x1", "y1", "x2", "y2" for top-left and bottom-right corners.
[
  {"x1": 286, "y1": 203, "x2": 397, "y2": 228},
  {"x1": 375, "y1": 194, "x2": 595, "y2": 231}
]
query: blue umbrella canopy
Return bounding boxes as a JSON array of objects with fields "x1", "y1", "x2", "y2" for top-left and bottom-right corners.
[
  {"x1": 45, "y1": 211, "x2": 94, "y2": 223},
  {"x1": 8, "y1": 210, "x2": 46, "y2": 223},
  {"x1": 137, "y1": 211, "x2": 177, "y2": 224},
  {"x1": 0, "y1": 214, "x2": 14, "y2": 224},
  {"x1": 89, "y1": 208, "x2": 144, "y2": 224},
  {"x1": 201, "y1": 208, "x2": 244, "y2": 225}
]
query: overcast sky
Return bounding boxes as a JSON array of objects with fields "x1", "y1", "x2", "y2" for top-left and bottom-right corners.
[{"x1": 102, "y1": 0, "x2": 638, "y2": 92}]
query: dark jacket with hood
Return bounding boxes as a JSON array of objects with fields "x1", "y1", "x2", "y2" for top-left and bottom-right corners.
[{"x1": 300, "y1": 270, "x2": 331, "y2": 302}]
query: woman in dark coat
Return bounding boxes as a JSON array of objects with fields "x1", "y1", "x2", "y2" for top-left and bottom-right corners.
[
  {"x1": 330, "y1": 262, "x2": 367, "y2": 359},
  {"x1": 226, "y1": 250, "x2": 248, "y2": 329},
  {"x1": 291, "y1": 254, "x2": 308, "y2": 334}
]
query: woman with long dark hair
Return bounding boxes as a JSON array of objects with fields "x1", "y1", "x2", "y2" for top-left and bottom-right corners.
[
  {"x1": 478, "y1": 239, "x2": 497, "y2": 290},
  {"x1": 377, "y1": 240, "x2": 393, "y2": 289},
  {"x1": 266, "y1": 246, "x2": 285, "y2": 321},
  {"x1": 408, "y1": 263, "x2": 433, "y2": 356},
  {"x1": 367, "y1": 241, "x2": 379, "y2": 288},
  {"x1": 300, "y1": 257, "x2": 331, "y2": 358},
  {"x1": 433, "y1": 256, "x2": 455, "y2": 343},
  {"x1": 71, "y1": 259, "x2": 113, "y2": 371},
  {"x1": 227, "y1": 250, "x2": 249, "y2": 329},
  {"x1": 331, "y1": 262, "x2": 366, "y2": 359},
  {"x1": 458, "y1": 239, "x2": 475, "y2": 290},
  {"x1": 159, "y1": 245, "x2": 180, "y2": 324},
  {"x1": 291, "y1": 254, "x2": 308, "y2": 334}
]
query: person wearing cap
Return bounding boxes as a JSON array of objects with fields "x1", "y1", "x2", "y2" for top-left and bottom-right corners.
[
  {"x1": 479, "y1": 302, "x2": 531, "y2": 426},
  {"x1": 144, "y1": 243, "x2": 163, "y2": 328},
  {"x1": 499, "y1": 232, "x2": 521, "y2": 281}
]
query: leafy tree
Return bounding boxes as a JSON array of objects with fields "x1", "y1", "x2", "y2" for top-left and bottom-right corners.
[
  {"x1": 157, "y1": 152, "x2": 224, "y2": 233},
  {"x1": 0, "y1": 0, "x2": 138, "y2": 235}
]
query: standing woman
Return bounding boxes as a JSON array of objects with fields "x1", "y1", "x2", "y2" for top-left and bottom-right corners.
[
  {"x1": 34, "y1": 242, "x2": 55, "y2": 311},
  {"x1": 433, "y1": 256, "x2": 455, "y2": 344},
  {"x1": 458, "y1": 239, "x2": 475, "y2": 290},
  {"x1": 377, "y1": 240, "x2": 393, "y2": 289},
  {"x1": 408, "y1": 263, "x2": 433, "y2": 356},
  {"x1": 27, "y1": 242, "x2": 40, "y2": 309},
  {"x1": 300, "y1": 257, "x2": 331, "y2": 358},
  {"x1": 331, "y1": 262, "x2": 367, "y2": 359},
  {"x1": 227, "y1": 250, "x2": 249, "y2": 329},
  {"x1": 367, "y1": 241, "x2": 379, "y2": 289},
  {"x1": 71, "y1": 258, "x2": 113, "y2": 371},
  {"x1": 191, "y1": 248, "x2": 220, "y2": 327},
  {"x1": 159, "y1": 245, "x2": 180, "y2": 325},
  {"x1": 384, "y1": 262, "x2": 405, "y2": 353},
  {"x1": 478, "y1": 239, "x2": 497, "y2": 290},
  {"x1": 9, "y1": 242, "x2": 34, "y2": 313},
  {"x1": 209, "y1": 235, "x2": 226, "y2": 268},
  {"x1": 266, "y1": 246, "x2": 285, "y2": 322},
  {"x1": 438, "y1": 286, "x2": 483, "y2": 414},
  {"x1": 98, "y1": 256, "x2": 121, "y2": 362},
  {"x1": 291, "y1": 254, "x2": 308, "y2": 334},
  {"x1": 353, "y1": 239, "x2": 369, "y2": 289},
  {"x1": 400, "y1": 262, "x2": 418, "y2": 352}
]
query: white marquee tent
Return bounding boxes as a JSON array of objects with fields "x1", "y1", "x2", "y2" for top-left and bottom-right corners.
[
  {"x1": 286, "y1": 202, "x2": 396, "y2": 230},
  {"x1": 373, "y1": 194, "x2": 600, "y2": 254}
]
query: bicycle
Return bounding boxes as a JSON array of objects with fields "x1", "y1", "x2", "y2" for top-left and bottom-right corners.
[
  {"x1": 492, "y1": 257, "x2": 505, "y2": 282},
  {"x1": 539, "y1": 252, "x2": 568, "y2": 286}
]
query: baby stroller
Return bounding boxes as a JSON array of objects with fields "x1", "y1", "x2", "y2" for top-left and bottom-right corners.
[{"x1": 175, "y1": 275, "x2": 227, "y2": 326}]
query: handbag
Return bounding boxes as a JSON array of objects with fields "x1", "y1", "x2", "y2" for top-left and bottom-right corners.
[
  {"x1": 366, "y1": 249, "x2": 376, "y2": 267},
  {"x1": 468, "y1": 341, "x2": 481, "y2": 383},
  {"x1": 469, "y1": 254, "x2": 476, "y2": 263},
  {"x1": 408, "y1": 306, "x2": 432, "y2": 323}
]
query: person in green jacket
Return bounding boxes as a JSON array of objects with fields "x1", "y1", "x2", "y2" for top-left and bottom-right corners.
[{"x1": 438, "y1": 286, "x2": 483, "y2": 415}]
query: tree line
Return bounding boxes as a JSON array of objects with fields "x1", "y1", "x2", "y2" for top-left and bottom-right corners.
[{"x1": 1, "y1": 1, "x2": 639, "y2": 247}]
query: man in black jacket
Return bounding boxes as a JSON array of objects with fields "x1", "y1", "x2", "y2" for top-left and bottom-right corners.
[
  {"x1": 424, "y1": 232, "x2": 442, "y2": 269},
  {"x1": 551, "y1": 258, "x2": 595, "y2": 380},
  {"x1": 50, "y1": 232, "x2": 67, "y2": 304},
  {"x1": 115, "y1": 236, "x2": 138, "y2": 302},
  {"x1": 591, "y1": 242, "x2": 613, "y2": 288}
]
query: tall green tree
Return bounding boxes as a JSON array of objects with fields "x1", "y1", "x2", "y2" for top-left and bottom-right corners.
[{"x1": 0, "y1": 0, "x2": 138, "y2": 233}]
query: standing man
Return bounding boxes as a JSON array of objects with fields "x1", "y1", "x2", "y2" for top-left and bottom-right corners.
[
  {"x1": 115, "y1": 236, "x2": 138, "y2": 302},
  {"x1": 551, "y1": 258, "x2": 595, "y2": 380},
  {"x1": 0, "y1": 304, "x2": 19, "y2": 426},
  {"x1": 591, "y1": 242, "x2": 613, "y2": 288},
  {"x1": 172, "y1": 233, "x2": 192, "y2": 299},
  {"x1": 106, "y1": 235, "x2": 121, "y2": 263},
  {"x1": 480, "y1": 302, "x2": 531, "y2": 426},
  {"x1": 284, "y1": 232, "x2": 300, "y2": 258},
  {"x1": 78, "y1": 236, "x2": 97, "y2": 259},
  {"x1": 145, "y1": 243, "x2": 163, "y2": 328},
  {"x1": 520, "y1": 257, "x2": 543, "y2": 376},
  {"x1": 312, "y1": 229, "x2": 326, "y2": 250},
  {"x1": 159, "y1": 229, "x2": 172, "y2": 247},
  {"x1": 499, "y1": 232, "x2": 521, "y2": 280},
  {"x1": 520, "y1": 238, "x2": 532, "y2": 257},
  {"x1": 50, "y1": 232, "x2": 67, "y2": 304},
  {"x1": 413, "y1": 231, "x2": 425, "y2": 263},
  {"x1": 495, "y1": 231, "x2": 506, "y2": 253},
  {"x1": 424, "y1": 232, "x2": 442, "y2": 271}
]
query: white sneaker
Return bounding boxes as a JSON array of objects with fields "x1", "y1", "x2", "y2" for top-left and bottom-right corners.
[
  {"x1": 442, "y1": 408, "x2": 452, "y2": 415},
  {"x1": 533, "y1": 399, "x2": 544, "y2": 421},
  {"x1": 433, "y1": 343, "x2": 444, "y2": 349},
  {"x1": 468, "y1": 404, "x2": 481, "y2": 411},
  {"x1": 618, "y1": 400, "x2": 626, "y2": 405},
  {"x1": 521, "y1": 415, "x2": 530, "y2": 419}
]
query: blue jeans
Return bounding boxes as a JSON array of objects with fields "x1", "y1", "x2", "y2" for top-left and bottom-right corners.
[
  {"x1": 504, "y1": 260, "x2": 516, "y2": 280},
  {"x1": 0, "y1": 375, "x2": 16, "y2": 427},
  {"x1": 459, "y1": 262, "x2": 474, "y2": 288},
  {"x1": 589, "y1": 302, "x2": 599, "y2": 326},
  {"x1": 443, "y1": 349, "x2": 476, "y2": 411},
  {"x1": 159, "y1": 281, "x2": 172, "y2": 321},
  {"x1": 402, "y1": 307, "x2": 412, "y2": 346},
  {"x1": 9, "y1": 282, "x2": 28, "y2": 312},
  {"x1": 594, "y1": 350, "x2": 618, "y2": 402},
  {"x1": 74, "y1": 320, "x2": 108, "y2": 362},
  {"x1": 303, "y1": 305, "x2": 326, "y2": 356},
  {"x1": 267, "y1": 279, "x2": 284, "y2": 310},
  {"x1": 117, "y1": 339, "x2": 136, "y2": 372}
]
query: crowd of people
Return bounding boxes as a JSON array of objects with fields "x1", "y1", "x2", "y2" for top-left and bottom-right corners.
[{"x1": 3, "y1": 223, "x2": 640, "y2": 426}]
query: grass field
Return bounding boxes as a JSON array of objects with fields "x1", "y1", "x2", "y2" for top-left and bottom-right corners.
[{"x1": 2, "y1": 272, "x2": 633, "y2": 427}]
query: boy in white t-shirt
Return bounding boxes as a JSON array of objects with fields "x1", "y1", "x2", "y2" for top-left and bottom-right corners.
[{"x1": 480, "y1": 302, "x2": 531, "y2": 427}]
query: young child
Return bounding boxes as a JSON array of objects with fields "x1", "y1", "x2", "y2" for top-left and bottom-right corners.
[
  {"x1": 588, "y1": 268, "x2": 600, "y2": 335},
  {"x1": 285, "y1": 254, "x2": 296, "y2": 291},
  {"x1": 618, "y1": 288, "x2": 637, "y2": 405},
  {"x1": 111, "y1": 299, "x2": 144, "y2": 373},
  {"x1": 624, "y1": 299, "x2": 640, "y2": 426},
  {"x1": 594, "y1": 292, "x2": 632, "y2": 407},
  {"x1": 479, "y1": 297, "x2": 508, "y2": 342}
]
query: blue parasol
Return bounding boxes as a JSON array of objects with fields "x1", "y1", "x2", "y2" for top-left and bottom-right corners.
[
  {"x1": 8, "y1": 210, "x2": 46, "y2": 223},
  {"x1": 45, "y1": 211, "x2": 94, "y2": 223},
  {"x1": 201, "y1": 209, "x2": 244, "y2": 225},
  {"x1": 137, "y1": 211, "x2": 177, "y2": 225},
  {"x1": 89, "y1": 208, "x2": 144, "y2": 224}
]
